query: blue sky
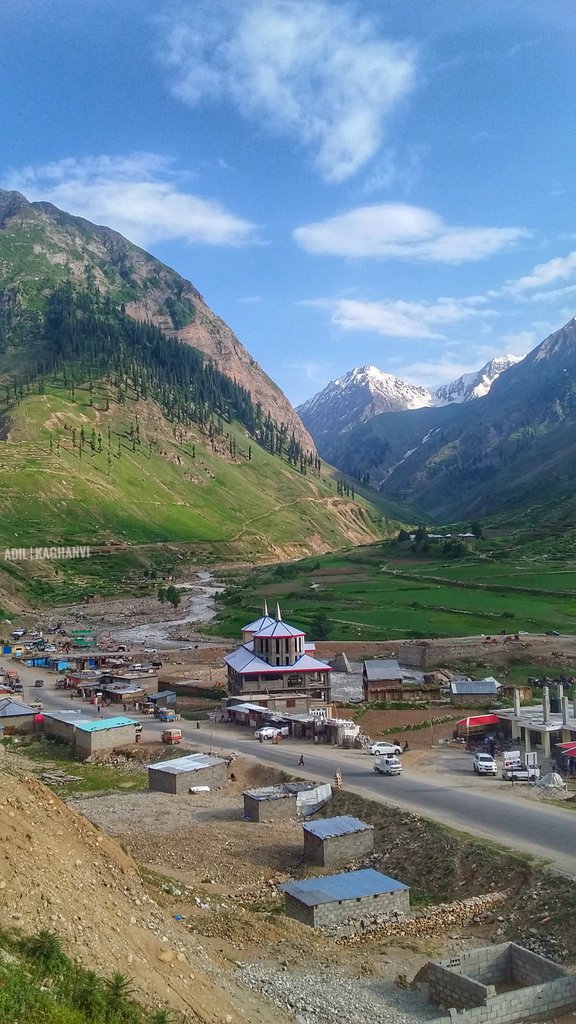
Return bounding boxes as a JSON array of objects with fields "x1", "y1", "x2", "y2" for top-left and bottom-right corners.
[{"x1": 2, "y1": 0, "x2": 576, "y2": 404}]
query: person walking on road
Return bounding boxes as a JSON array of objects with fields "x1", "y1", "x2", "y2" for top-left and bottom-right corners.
[{"x1": 298, "y1": 754, "x2": 304, "y2": 766}]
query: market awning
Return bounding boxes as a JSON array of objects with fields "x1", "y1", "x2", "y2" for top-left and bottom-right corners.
[
  {"x1": 456, "y1": 714, "x2": 500, "y2": 728},
  {"x1": 556, "y1": 741, "x2": 576, "y2": 755}
]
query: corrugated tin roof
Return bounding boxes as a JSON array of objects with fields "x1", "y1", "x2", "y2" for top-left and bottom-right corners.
[
  {"x1": 150, "y1": 690, "x2": 176, "y2": 701},
  {"x1": 450, "y1": 679, "x2": 500, "y2": 695},
  {"x1": 228, "y1": 701, "x2": 270, "y2": 713},
  {"x1": 363, "y1": 659, "x2": 403, "y2": 682},
  {"x1": 75, "y1": 717, "x2": 138, "y2": 733},
  {"x1": 148, "y1": 753, "x2": 226, "y2": 774},
  {"x1": 243, "y1": 783, "x2": 314, "y2": 802},
  {"x1": 302, "y1": 815, "x2": 372, "y2": 839},
  {"x1": 281, "y1": 868, "x2": 407, "y2": 906}
]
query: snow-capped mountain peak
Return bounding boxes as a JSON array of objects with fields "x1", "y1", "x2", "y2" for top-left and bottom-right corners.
[
  {"x1": 432, "y1": 354, "x2": 524, "y2": 406},
  {"x1": 297, "y1": 365, "x2": 432, "y2": 437}
]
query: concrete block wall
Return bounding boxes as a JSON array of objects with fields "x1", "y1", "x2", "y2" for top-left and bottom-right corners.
[
  {"x1": 243, "y1": 794, "x2": 297, "y2": 822},
  {"x1": 304, "y1": 828, "x2": 374, "y2": 867},
  {"x1": 442, "y1": 944, "x2": 513, "y2": 986},
  {"x1": 430, "y1": 974, "x2": 576, "y2": 1024},
  {"x1": 75, "y1": 723, "x2": 135, "y2": 757},
  {"x1": 312, "y1": 888, "x2": 409, "y2": 929},
  {"x1": 284, "y1": 893, "x2": 314, "y2": 927},
  {"x1": 509, "y1": 943, "x2": 566, "y2": 985},
  {"x1": 424, "y1": 962, "x2": 489, "y2": 1010}
]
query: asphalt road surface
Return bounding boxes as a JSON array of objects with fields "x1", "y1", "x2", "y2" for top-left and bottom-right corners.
[{"x1": 7, "y1": 659, "x2": 576, "y2": 878}]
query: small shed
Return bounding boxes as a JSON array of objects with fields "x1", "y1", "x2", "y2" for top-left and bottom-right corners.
[
  {"x1": 243, "y1": 782, "x2": 327, "y2": 822},
  {"x1": 450, "y1": 678, "x2": 501, "y2": 707},
  {"x1": 148, "y1": 753, "x2": 227, "y2": 794},
  {"x1": 302, "y1": 815, "x2": 374, "y2": 866},
  {"x1": 362, "y1": 659, "x2": 404, "y2": 701},
  {"x1": 74, "y1": 717, "x2": 139, "y2": 758},
  {"x1": 281, "y1": 868, "x2": 409, "y2": 930}
]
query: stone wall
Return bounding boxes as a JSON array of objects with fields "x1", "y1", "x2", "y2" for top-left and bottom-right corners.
[
  {"x1": 336, "y1": 892, "x2": 508, "y2": 943},
  {"x1": 303, "y1": 827, "x2": 374, "y2": 867}
]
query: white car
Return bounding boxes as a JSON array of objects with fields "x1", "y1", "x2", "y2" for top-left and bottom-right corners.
[
  {"x1": 369, "y1": 741, "x2": 402, "y2": 756},
  {"x1": 254, "y1": 726, "x2": 282, "y2": 740},
  {"x1": 502, "y1": 765, "x2": 541, "y2": 782},
  {"x1": 473, "y1": 752, "x2": 497, "y2": 776},
  {"x1": 374, "y1": 755, "x2": 403, "y2": 776}
]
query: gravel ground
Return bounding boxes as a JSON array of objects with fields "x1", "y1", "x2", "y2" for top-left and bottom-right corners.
[{"x1": 236, "y1": 964, "x2": 439, "y2": 1024}]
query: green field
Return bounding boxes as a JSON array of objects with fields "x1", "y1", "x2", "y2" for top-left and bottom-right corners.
[{"x1": 210, "y1": 542, "x2": 576, "y2": 640}]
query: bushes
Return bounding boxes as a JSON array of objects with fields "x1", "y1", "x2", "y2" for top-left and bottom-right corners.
[{"x1": 0, "y1": 929, "x2": 184, "y2": 1024}]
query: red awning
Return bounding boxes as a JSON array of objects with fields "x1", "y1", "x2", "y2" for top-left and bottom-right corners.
[
  {"x1": 456, "y1": 714, "x2": 500, "y2": 728},
  {"x1": 556, "y1": 741, "x2": 576, "y2": 754}
]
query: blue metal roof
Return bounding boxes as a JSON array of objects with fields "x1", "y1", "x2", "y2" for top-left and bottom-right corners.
[
  {"x1": 303, "y1": 815, "x2": 372, "y2": 839},
  {"x1": 74, "y1": 717, "x2": 137, "y2": 733},
  {"x1": 281, "y1": 868, "x2": 408, "y2": 906}
]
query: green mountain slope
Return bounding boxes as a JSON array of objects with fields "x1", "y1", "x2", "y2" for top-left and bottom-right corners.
[
  {"x1": 0, "y1": 191, "x2": 390, "y2": 607},
  {"x1": 328, "y1": 317, "x2": 576, "y2": 520}
]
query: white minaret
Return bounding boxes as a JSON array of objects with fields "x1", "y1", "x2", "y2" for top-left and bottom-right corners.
[{"x1": 276, "y1": 601, "x2": 282, "y2": 621}]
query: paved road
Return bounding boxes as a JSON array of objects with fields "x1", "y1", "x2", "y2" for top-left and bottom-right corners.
[{"x1": 6, "y1": 658, "x2": 576, "y2": 877}]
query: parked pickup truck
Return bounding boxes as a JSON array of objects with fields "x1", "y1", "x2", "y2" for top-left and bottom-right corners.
[
  {"x1": 473, "y1": 752, "x2": 498, "y2": 776},
  {"x1": 502, "y1": 765, "x2": 541, "y2": 782},
  {"x1": 374, "y1": 755, "x2": 403, "y2": 776}
]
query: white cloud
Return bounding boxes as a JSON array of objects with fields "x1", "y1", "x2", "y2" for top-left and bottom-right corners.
[
  {"x1": 303, "y1": 295, "x2": 493, "y2": 339},
  {"x1": 2, "y1": 153, "x2": 256, "y2": 248},
  {"x1": 505, "y1": 250, "x2": 576, "y2": 294},
  {"x1": 293, "y1": 202, "x2": 527, "y2": 262},
  {"x1": 398, "y1": 357, "x2": 485, "y2": 388},
  {"x1": 158, "y1": 0, "x2": 418, "y2": 183},
  {"x1": 501, "y1": 330, "x2": 537, "y2": 355}
]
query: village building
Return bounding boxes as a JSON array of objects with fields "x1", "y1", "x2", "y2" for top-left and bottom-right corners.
[
  {"x1": 225, "y1": 604, "x2": 332, "y2": 709},
  {"x1": 243, "y1": 782, "x2": 327, "y2": 822},
  {"x1": 362, "y1": 659, "x2": 403, "y2": 702},
  {"x1": 0, "y1": 697, "x2": 42, "y2": 734},
  {"x1": 281, "y1": 868, "x2": 409, "y2": 930},
  {"x1": 42, "y1": 710, "x2": 139, "y2": 757},
  {"x1": 494, "y1": 685, "x2": 576, "y2": 758},
  {"x1": 450, "y1": 677, "x2": 501, "y2": 707},
  {"x1": 148, "y1": 753, "x2": 228, "y2": 794},
  {"x1": 100, "y1": 671, "x2": 158, "y2": 694},
  {"x1": 302, "y1": 815, "x2": 374, "y2": 867}
]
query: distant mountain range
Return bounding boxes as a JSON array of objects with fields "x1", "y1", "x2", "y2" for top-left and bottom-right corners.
[
  {"x1": 306, "y1": 319, "x2": 576, "y2": 519},
  {"x1": 298, "y1": 355, "x2": 522, "y2": 462}
]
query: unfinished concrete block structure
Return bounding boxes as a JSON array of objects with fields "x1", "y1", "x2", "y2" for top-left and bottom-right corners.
[
  {"x1": 281, "y1": 868, "x2": 409, "y2": 930},
  {"x1": 414, "y1": 942, "x2": 576, "y2": 1024},
  {"x1": 243, "y1": 782, "x2": 327, "y2": 822},
  {"x1": 302, "y1": 815, "x2": 374, "y2": 866}
]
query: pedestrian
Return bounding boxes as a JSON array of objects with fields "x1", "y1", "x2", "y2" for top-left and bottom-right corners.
[
  {"x1": 298, "y1": 754, "x2": 304, "y2": 766},
  {"x1": 570, "y1": 758, "x2": 576, "y2": 779},
  {"x1": 96, "y1": 701, "x2": 101, "y2": 714},
  {"x1": 334, "y1": 770, "x2": 342, "y2": 789},
  {"x1": 403, "y1": 740, "x2": 409, "y2": 753}
]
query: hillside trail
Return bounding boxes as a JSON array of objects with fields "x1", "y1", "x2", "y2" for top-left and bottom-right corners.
[{"x1": 0, "y1": 752, "x2": 294, "y2": 1024}]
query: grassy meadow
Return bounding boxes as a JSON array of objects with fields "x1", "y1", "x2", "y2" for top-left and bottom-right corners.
[{"x1": 210, "y1": 540, "x2": 576, "y2": 641}]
